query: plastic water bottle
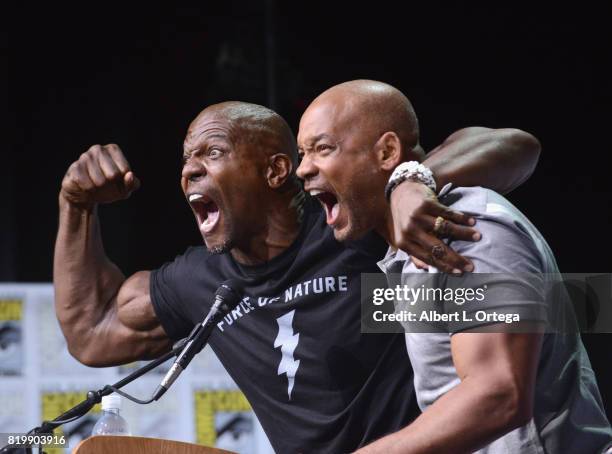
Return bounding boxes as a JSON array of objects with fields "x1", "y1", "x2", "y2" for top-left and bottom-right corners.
[{"x1": 91, "y1": 393, "x2": 131, "y2": 436}]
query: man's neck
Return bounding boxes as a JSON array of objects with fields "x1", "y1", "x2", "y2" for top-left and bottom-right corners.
[
  {"x1": 376, "y1": 205, "x2": 396, "y2": 251},
  {"x1": 230, "y1": 189, "x2": 304, "y2": 266}
]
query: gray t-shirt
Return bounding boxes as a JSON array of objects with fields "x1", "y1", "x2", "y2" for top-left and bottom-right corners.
[{"x1": 377, "y1": 185, "x2": 612, "y2": 454}]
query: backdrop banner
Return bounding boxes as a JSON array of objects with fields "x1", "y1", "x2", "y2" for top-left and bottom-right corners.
[{"x1": 0, "y1": 284, "x2": 273, "y2": 454}]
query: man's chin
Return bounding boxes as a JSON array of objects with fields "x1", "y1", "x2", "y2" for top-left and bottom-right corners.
[
  {"x1": 333, "y1": 225, "x2": 357, "y2": 243},
  {"x1": 203, "y1": 237, "x2": 233, "y2": 255},
  {"x1": 332, "y1": 219, "x2": 371, "y2": 243},
  {"x1": 207, "y1": 242, "x2": 233, "y2": 254}
]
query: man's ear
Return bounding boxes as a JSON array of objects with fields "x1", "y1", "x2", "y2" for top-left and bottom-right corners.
[
  {"x1": 266, "y1": 153, "x2": 293, "y2": 189},
  {"x1": 375, "y1": 131, "x2": 403, "y2": 171}
]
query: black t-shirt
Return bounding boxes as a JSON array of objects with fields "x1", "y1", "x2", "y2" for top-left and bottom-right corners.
[{"x1": 150, "y1": 198, "x2": 417, "y2": 453}]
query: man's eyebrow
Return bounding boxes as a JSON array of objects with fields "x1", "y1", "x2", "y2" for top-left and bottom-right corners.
[
  {"x1": 311, "y1": 133, "x2": 333, "y2": 144},
  {"x1": 299, "y1": 133, "x2": 333, "y2": 150},
  {"x1": 183, "y1": 132, "x2": 230, "y2": 156}
]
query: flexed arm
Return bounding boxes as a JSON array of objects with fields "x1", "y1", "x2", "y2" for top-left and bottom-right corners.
[{"x1": 54, "y1": 144, "x2": 172, "y2": 366}]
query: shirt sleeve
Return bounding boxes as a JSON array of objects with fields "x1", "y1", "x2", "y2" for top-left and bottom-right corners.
[
  {"x1": 150, "y1": 247, "x2": 201, "y2": 341},
  {"x1": 442, "y1": 211, "x2": 549, "y2": 334}
]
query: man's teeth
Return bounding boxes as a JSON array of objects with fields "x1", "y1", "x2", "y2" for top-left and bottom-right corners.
[
  {"x1": 309, "y1": 189, "x2": 324, "y2": 196},
  {"x1": 189, "y1": 194, "x2": 203, "y2": 202}
]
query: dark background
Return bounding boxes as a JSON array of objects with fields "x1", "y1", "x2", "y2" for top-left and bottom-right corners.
[{"x1": 4, "y1": 3, "x2": 611, "y2": 417}]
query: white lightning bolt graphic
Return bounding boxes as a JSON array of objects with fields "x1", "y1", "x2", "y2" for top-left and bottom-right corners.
[{"x1": 274, "y1": 310, "x2": 301, "y2": 400}]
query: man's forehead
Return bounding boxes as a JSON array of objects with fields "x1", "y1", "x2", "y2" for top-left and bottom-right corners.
[
  {"x1": 298, "y1": 100, "x2": 354, "y2": 145},
  {"x1": 184, "y1": 113, "x2": 233, "y2": 148}
]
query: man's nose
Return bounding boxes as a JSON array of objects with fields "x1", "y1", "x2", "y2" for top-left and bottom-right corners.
[
  {"x1": 181, "y1": 158, "x2": 206, "y2": 183},
  {"x1": 296, "y1": 154, "x2": 317, "y2": 181}
]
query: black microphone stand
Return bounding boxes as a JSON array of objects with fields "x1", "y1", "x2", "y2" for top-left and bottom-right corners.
[{"x1": 0, "y1": 338, "x2": 188, "y2": 454}]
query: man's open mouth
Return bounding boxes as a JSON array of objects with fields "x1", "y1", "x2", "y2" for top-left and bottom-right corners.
[
  {"x1": 188, "y1": 193, "x2": 221, "y2": 234},
  {"x1": 309, "y1": 189, "x2": 340, "y2": 226}
]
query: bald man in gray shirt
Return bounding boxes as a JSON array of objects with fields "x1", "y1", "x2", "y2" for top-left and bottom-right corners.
[
  {"x1": 377, "y1": 184, "x2": 611, "y2": 453},
  {"x1": 296, "y1": 79, "x2": 612, "y2": 453}
]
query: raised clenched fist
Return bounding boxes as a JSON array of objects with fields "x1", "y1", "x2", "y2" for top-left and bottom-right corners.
[{"x1": 60, "y1": 144, "x2": 140, "y2": 208}]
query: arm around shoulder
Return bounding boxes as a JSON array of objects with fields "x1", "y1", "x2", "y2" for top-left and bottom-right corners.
[{"x1": 423, "y1": 127, "x2": 541, "y2": 194}]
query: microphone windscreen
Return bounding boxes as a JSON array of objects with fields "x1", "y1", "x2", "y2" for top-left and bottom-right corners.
[{"x1": 215, "y1": 279, "x2": 243, "y2": 312}]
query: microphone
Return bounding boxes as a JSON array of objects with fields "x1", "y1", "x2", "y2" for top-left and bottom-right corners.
[{"x1": 153, "y1": 280, "x2": 242, "y2": 400}]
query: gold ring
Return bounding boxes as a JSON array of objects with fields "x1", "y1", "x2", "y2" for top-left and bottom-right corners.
[{"x1": 433, "y1": 216, "x2": 446, "y2": 235}]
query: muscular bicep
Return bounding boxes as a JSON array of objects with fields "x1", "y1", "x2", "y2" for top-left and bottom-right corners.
[
  {"x1": 89, "y1": 271, "x2": 173, "y2": 366},
  {"x1": 451, "y1": 330, "x2": 543, "y2": 416},
  {"x1": 423, "y1": 127, "x2": 541, "y2": 194},
  {"x1": 427, "y1": 127, "x2": 493, "y2": 156},
  {"x1": 117, "y1": 271, "x2": 161, "y2": 331}
]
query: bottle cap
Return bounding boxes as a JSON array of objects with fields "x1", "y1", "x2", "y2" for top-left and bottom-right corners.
[{"x1": 101, "y1": 393, "x2": 122, "y2": 411}]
